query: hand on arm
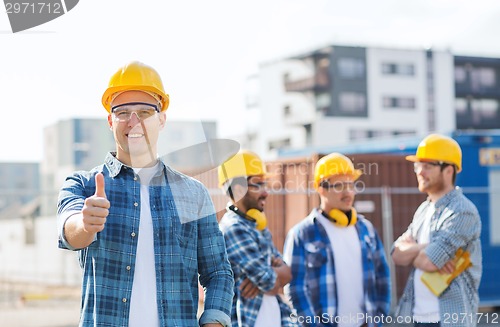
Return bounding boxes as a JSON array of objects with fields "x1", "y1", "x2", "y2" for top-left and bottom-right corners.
[
  {"x1": 391, "y1": 233, "x2": 427, "y2": 266},
  {"x1": 438, "y1": 259, "x2": 456, "y2": 274},
  {"x1": 413, "y1": 249, "x2": 439, "y2": 272},
  {"x1": 239, "y1": 256, "x2": 292, "y2": 298},
  {"x1": 273, "y1": 257, "x2": 292, "y2": 285},
  {"x1": 265, "y1": 261, "x2": 292, "y2": 296},
  {"x1": 239, "y1": 278, "x2": 260, "y2": 299},
  {"x1": 64, "y1": 173, "x2": 109, "y2": 249}
]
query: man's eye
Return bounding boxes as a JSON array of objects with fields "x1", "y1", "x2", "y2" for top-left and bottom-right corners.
[
  {"x1": 116, "y1": 111, "x2": 129, "y2": 117},
  {"x1": 139, "y1": 110, "x2": 154, "y2": 117}
]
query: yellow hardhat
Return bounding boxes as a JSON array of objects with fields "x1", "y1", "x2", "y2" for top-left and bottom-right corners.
[
  {"x1": 102, "y1": 61, "x2": 170, "y2": 113},
  {"x1": 314, "y1": 153, "x2": 362, "y2": 189},
  {"x1": 218, "y1": 150, "x2": 267, "y2": 187},
  {"x1": 406, "y1": 134, "x2": 462, "y2": 172}
]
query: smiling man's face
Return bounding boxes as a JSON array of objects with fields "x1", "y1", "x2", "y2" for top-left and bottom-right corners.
[{"x1": 108, "y1": 90, "x2": 165, "y2": 167}]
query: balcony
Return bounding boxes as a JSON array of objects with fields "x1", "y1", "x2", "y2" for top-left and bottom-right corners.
[
  {"x1": 455, "y1": 83, "x2": 500, "y2": 98},
  {"x1": 284, "y1": 72, "x2": 330, "y2": 93}
]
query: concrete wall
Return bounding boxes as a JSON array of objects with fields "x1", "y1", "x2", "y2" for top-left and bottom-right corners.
[{"x1": 0, "y1": 215, "x2": 81, "y2": 286}]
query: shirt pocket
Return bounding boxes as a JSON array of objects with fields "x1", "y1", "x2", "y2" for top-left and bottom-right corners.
[
  {"x1": 173, "y1": 222, "x2": 198, "y2": 270},
  {"x1": 304, "y1": 241, "x2": 328, "y2": 268}
]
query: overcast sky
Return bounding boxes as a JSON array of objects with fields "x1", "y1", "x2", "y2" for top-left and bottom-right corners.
[{"x1": 1, "y1": 0, "x2": 500, "y2": 162}]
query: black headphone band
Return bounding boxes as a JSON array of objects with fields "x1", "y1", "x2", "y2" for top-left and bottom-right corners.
[
  {"x1": 320, "y1": 209, "x2": 336, "y2": 223},
  {"x1": 319, "y1": 208, "x2": 352, "y2": 225},
  {"x1": 228, "y1": 204, "x2": 256, "y2": 223}
]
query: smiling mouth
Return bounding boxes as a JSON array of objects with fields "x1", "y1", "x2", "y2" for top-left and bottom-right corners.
[{"x1": 127, "y1": 133, "x2": 144, "y2": 138}]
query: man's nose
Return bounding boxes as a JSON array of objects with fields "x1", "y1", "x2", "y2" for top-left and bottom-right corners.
[{"x1": 127, "y1": 112, "x2": 141, "y2": 126}]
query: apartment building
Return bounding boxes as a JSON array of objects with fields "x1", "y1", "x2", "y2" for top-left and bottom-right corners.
[
  {"x1": 454, "y1": 55, "x2": 500, "y2": 130},
  {"x1": 247, "y1": 44, "x2": 500, "y2": 159},
  {"x1": 0, "y1": 162, "x2": 39, "y2": 215}
]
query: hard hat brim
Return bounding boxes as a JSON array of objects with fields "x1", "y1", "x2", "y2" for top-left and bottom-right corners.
[
  {"x1": 314, "y1": 169, "x2": 363, "y2": 190},
  {"x1": 405, "y1": 155, "x2": 419, "y2": 162},
  {"x1": 102, "y1": 85, "x2": 169, "y2": 113}
]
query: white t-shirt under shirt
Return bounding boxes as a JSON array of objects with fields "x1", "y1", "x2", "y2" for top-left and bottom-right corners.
[
  {"x1": 254, "y1": 294, "x2": 281, "y2": 327},
  {"x1": 129, "y1": 164, "x2": 160, "y2": 327},
  {"x1": 317, "y1": 213, "x2": 364, "y2": 327},
  {"x1": 254, "y1": 238, "x2": 281, "y2": 327},
  {"x1": 413, "y1": 202, "x2": 440, "y2": 323}
]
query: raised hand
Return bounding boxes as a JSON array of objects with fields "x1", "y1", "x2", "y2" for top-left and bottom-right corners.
[{"x1": 81, "y1": 173, "x2": 110, "y2": 233}]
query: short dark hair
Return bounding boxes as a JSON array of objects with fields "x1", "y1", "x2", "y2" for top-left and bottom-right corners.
[
  {"x1": 440, "y1": 163, "x2": 457, "y2": 185},
  {"x1": 224, "y1": 176, "x2": 249, "y2": 201}
]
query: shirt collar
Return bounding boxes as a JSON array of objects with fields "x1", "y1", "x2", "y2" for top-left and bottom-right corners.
[
  {"x1": 433, "y1": 186, "x2": 462, "y2": 209},
  {"x1": 104, "y1": 152, "x2": 166, "y2": 178}
]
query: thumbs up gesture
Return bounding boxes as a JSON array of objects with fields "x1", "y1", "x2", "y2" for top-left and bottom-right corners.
[{"x1": 81, "y1": 173, "x2": 110, "y2": 233}]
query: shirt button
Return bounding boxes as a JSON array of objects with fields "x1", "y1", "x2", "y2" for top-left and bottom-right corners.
[
  {"x1": 134, "y1": 202, "x2": 138, "y2": 207},
  {"x1": 122, "y1": 298, "x2": 127, "y2": 303},
  {"x1": 133, "y1": 176, "x2": 138, "y2": 181},
  {"x1": 131, "y1": 232, "x2": 136, "y2": 237},
  {"x1": 126, "y1": 266, "x2": 131, "y2": 271}
]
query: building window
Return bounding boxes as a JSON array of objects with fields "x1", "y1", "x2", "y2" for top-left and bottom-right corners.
[
  {"x1": 349, "y1": 129, "x2": 369, "y2": 140},
  {"x1": 455, "y1": 98, "x2": 467, "y2": 115},
  {"x1": 339, "y1": 92, "x2": 366, "y2": 114},
  {"x1": 455, "y1": 66, "x2": 467, "y2": 83},
  {"x1": 472, "y1": 99, "x2": 499, "y2": 120},
  {"x1": 382, "y1": 96, "x2": 416, "y2": 109},
  {"x1": 304, "y1": 124, "x2": 312, "y2": 146},
  {"x1": 471, "y1": 67, "x2": 496, "y2": 88},
  {"x1": 315, "y1": 92, "x2": 331, "y2": 111},
  {"x1": 349, "y1": 129, "x2": 416, "y2": 141},
  {"x1": 283, "y1": 105, "x2": 291, "y2": 117},
  {"x1": 24, "y1": 216, "x2": 35, "y2": 245},
  {"x1": 381, "y1": 62, "x2": 415, "y2": 76},
  {"x1": 457, "y1": 97, "x2": 500, "y2": 129},
  {"x1": 268, "y1": 138, "x2": 291, "y2": 151},
  {"x1": 338, "y1": 58, "x2": 365, "y2": 79}
]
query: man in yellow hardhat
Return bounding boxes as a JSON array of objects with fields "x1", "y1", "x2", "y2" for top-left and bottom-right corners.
[
  {"x1": 57, "y1": 61, "x2": 233, "y2": 326},
  {"x1": 284, "y1": 152, "x2": 390, "y2": 327},
  {"x1": 392, "y1": 134, "x2": 482, "y2": 327},
  {"x1": 218, "y1": 150, "x2": 298, "y2": 327}
]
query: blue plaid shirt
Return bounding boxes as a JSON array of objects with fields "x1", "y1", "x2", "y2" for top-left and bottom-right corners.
[
  {"x1": 219, "y1": 209, "x2": 298, "y2": 327},
  {"x1": 283, "y1": 209, "x2": 391, "y2": 327},
  {"x1": 57, "y1": 153, "x2": 234, "y2": 327}
]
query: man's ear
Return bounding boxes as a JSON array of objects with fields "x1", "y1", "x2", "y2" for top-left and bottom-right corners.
[
  {"x1": 444, "y1": 165, "x2": 455, "y2": 178},
  {"x1": 159, "y1": 112, "x2": 167, "y2": 129},
  {"x1": 107, "y1": 115, "x2": 113, "y2": 130},
  {"x1": 231, "y1": 184, "x2": 247, "y2": 203},
  {"x1": 317, "y1": 185, "x2": 327, "y2": 197}
]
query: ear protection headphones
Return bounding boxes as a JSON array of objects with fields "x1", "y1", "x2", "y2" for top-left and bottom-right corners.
[
  {"x1": 320, "y1": 207, "x2": 357, "y2": 227},
  {"x1": 228, "y1": 204, "x2": 267, "y2": 231}
]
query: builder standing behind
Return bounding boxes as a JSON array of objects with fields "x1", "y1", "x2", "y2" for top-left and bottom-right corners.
[
  {"x1": 284, "y1": 153, "x2": 390, "y2": 327},
  {"x1": 218, "y1": 150, "x2": 298, "y2": 327},
  {"x1": 392, "y1": 134, "x2": 482, "y2": 327}
]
